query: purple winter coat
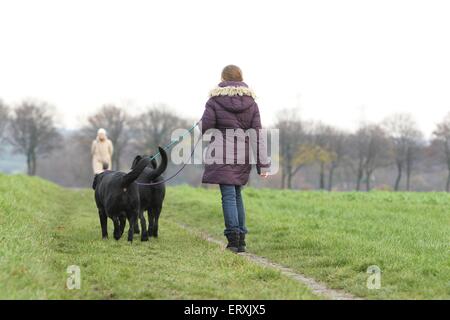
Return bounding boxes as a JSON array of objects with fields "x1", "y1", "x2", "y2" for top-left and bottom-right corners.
[{"x1": 201, "y1": 81, "x2": 270, "y2": 186}]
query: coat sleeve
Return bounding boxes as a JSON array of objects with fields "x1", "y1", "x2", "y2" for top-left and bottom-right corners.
[
  {"x1": 250, "y1": 103, "x2": 270, "y2": 174},
  {"x1": 108, "y1": 140, "x2": 114, "y2": 157},
  {"x1": 200, "y1": 99, "x2": 216, "y2": 134},
  {"x1": 91, "y1": 140, "x2": 96, "y2": 156}
]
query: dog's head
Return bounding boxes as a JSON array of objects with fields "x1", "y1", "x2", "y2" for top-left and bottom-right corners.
[
  {"x1": 131, "y1": 155, "x2": 157, "y2": 170},
  {"x1": 131, "y1": 155, "x2": 143, "y2": 170}
]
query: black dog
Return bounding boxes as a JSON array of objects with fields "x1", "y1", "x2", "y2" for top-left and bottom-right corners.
[
  {"x1": 132, "y1": 154, "x2": 167, "y2": 238},
  {"x1": 92, "y1": 147, "x2": 168, "y2": 242}
]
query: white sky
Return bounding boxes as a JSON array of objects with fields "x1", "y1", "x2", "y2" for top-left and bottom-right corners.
[{"x1": 1, "y1": 0, "x2": 449, "y2": 137}]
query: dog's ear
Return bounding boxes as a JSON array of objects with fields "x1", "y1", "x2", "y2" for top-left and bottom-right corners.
[
  {"x1": 131, "y1": 155, "x2": 143, "y2": 170},
  {"x1": 92, "y1": 174, "x2": 100, "y2": 190}
]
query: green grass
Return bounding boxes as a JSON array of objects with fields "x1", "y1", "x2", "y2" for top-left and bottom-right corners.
[
  {"x1": 165, "y1": 186, "x2": 450, "y2": 300},
  {"x1": 2, "y1": 175, "x2": 449, "y2": 300},
  {"x1": 0, "y1": 174, "x2": 318, "y2": 299}
]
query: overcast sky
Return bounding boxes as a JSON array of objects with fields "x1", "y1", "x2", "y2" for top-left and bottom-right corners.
[{"x1": 1, "y1": 0, "x2": 449, "y2": 137}]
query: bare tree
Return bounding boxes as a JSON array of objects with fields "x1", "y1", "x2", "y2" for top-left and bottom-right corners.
[
  {"x1": 80, "y1": 105, "x2": 129, "y2": 170},
  {"x1": 405, "y1": 139, "x2": 424, "y2": 191},
  {"x1": 326, "y1": 129, "x2": 349, "y2": 191},
  {"x1": 130, "y1": 105, "x2": 189, "y2": 155},
  {"x1": 382, "y1": 113, "x2": 423, "y2": 191},
  {"x1": 8, "y1": 100, "x2": 61, "y2": 175},
  {"x1": 433, "y1": 113, "x2": 450, "y2": 191},
  {"x1": 312, "y1": 123, "x2": 335, "y2": 189},
  {"x1": 350, "y1": 127, "x2": 370, "y2": 191},
  {"x1": 350, "y1": 124, "x2": 391, "y2": 191},
  {"x1": 310, "y1": 123, "x2": 351, "y2": 190},
  {"x1": 275, "y1": 109, "x2": 307, "y2": 189},
  {"x1": 0, "y1": 100, "x2": 9, "y2": 147}
]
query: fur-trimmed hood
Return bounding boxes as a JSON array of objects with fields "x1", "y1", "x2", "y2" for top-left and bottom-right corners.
[
  {"x1": 209, "y1": 81, "x2": 256, "y2": 99},
  {"x1": 208, "y1": 81, "x2": 256, "y2": 113}
]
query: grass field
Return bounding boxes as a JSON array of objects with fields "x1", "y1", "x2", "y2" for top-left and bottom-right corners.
[
  {"x1": 165, "y1": 186, "x2": 450, "y2": 299},
  {"x1": 0, "y1": 174, "x2": 317, "y2": 299},
  {"x1": 1, "y1": 175, "x2": 448, "y2": 299}
]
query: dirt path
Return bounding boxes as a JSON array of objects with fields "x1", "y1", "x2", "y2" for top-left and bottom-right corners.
[{"x1": 178, "y1": 223, "x2": 363, "y2": 300}]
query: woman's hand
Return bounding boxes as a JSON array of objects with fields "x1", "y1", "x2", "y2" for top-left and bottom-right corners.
[{"x1": 260, "y1": 172, "x2": 269, "y2": 178}]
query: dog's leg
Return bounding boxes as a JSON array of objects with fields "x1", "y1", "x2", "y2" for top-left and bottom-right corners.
[
  {"x1": 147, "y1": 208, "x2": 155, "y2": 237},
  {"x1": 127, "y1": 211, "x2": 137, "y2": 242},
  {"x1": 134, "y1": 220, "x2": 140, "y2": 234},
  {"x1": 113, "y1": 216, "x2": 121, "y2": 240},
  {"x1": 152, "y1": 206, "x2": 162, "y2": 238},
  {"x1": 139, "y1": 210, "x2": 149, "y2": 241},
  {"x1": 119, "y1": 215, "x2": 126, "y2": 237},
  {"x1": 98, "y1": 209, "x2": 108, "y2": 239}
]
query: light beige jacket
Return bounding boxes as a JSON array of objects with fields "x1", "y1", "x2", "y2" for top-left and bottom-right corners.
[{"x1": 91, "y1": 138, "x2": 113, "y2": 173}]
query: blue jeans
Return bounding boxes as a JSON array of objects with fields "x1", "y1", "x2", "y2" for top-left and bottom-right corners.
[{"x1": 219, "y1": 184, "x2": 248, "y2": 236}]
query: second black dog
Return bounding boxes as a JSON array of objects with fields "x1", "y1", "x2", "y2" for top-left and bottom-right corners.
[
  {"x1": 132, "y1": 154, "x2": 167, "y2": 238},
  {"x1": 92, "y1": 147, "x2": 168, "y2": 242}
]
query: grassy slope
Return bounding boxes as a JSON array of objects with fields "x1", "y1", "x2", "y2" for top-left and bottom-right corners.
[
  {"x1": 0, "y1": 175, "x2": 317, "y2": 299},
  {"x1": 165, "y1": 186, "x2": 450, "y2": 300}
]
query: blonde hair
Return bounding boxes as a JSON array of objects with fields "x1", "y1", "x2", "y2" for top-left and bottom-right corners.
[
  {"x1": 97, "y1": 128, "x2": 106, "y2": 136},
  {"x1": 221, "y1": 65, "x2": 243, "y2": 82}
]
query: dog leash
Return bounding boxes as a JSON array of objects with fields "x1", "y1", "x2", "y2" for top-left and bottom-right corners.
[
  {"x1": 135, "y1": 121, "x2": 201, "y2": 187},
  {"x1": 148, "y1": 121, "x2": 200, "y2": 161}
]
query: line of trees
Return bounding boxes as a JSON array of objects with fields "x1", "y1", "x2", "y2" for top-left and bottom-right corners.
[
  {"x1": 0, "y1": 99, "x2": 192, "y2": 181},
  {"x1": 276, "y1": 109, "x2": 450, "y2": 191},
  {"x1": 1, "y1": 98, "x2": 450, "y2": 192}
]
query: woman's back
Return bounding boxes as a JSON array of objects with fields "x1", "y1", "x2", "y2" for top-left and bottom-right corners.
[{"x1": 205, "y1": 81, "x2": 259, "y2": 131}]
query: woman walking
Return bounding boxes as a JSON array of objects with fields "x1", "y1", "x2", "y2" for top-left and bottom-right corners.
[
  {"x1": 201, "y1": 65, "x2": 270, "y2": 253},
  {"x1": 91, "y1": 128, "x2": 114, "y2": 174}
]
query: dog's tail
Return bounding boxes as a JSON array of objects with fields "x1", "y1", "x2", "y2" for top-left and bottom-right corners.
[{"x1": 121, "y1": 147, "x2": 168, "y2": 188}]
